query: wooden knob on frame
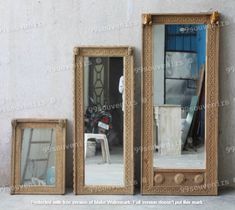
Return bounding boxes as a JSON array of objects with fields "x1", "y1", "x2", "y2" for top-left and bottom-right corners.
[
  {"x1": 154, "y1": 174, "x2": 164, "y2": 184},
  {"x1": 194, "y1": 174, "x2": 204, "y2": 184},
  {"x1": 174, "y1": 173, "x2": 185, "y2": 185}
]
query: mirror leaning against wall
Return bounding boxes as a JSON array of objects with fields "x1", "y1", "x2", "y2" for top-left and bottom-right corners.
[
  {"x1": 11, "y1": 119, "x2": 66, "y2": 195},
  {"x1": 142, "y1": 12, "x2": 220, "y2": 195},
  {"x1": 74, "y1": 47, "x2": 134, "y2": 195}
]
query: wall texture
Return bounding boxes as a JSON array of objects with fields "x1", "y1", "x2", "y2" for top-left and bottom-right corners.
[{"x1": 0, "y1": 0, "x2": 235, "y2": 188}]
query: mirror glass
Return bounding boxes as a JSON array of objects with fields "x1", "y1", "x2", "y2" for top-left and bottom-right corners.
[
  {"x1": 153, "y1": 24, "x2": 206, "y2": 169},
  {"x1": 21, "y1": 128, "x2": 56, "y2": 186},
  {"x1": 84, "y1": 56, "x2": 124, "y2": 185}
]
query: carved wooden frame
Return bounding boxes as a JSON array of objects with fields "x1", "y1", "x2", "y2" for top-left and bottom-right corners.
[
  {"x1": 141, "y1": 13, "x2": 220, "y2": 195},
  {"x1": 11, "y1": 119, "x2": 67, "y2": 195},
  {"x1": 73, "y1": 46, "x2": 134, "y2": 195}
]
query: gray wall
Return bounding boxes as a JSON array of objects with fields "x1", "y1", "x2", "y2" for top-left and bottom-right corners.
[{"x1": 0, "y1": 0, "x2": 235, "y2": 188}]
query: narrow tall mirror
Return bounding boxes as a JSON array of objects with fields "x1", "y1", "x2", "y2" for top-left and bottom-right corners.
[
  {"x1": 74, "y1": 47, "x2": 134, "y2": 195},
  {"x1": 84, "y1": 56, "x2": 124, "y2": 186}
]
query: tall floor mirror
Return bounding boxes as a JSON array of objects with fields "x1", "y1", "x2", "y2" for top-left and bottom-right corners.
[
  {"x1": 142, "y1": 13, "x2": 219, "y2": 195},
  {"x1": 74, "y1": 47, "x2": 134, "y2": 194}
]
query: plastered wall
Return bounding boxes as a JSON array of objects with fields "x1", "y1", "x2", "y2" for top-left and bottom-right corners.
[{"x1": 0, "y1": 0, "x2": 235, "y2": 188}]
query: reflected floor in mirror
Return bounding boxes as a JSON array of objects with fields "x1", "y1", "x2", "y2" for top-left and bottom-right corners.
[
  {"x1": 85, "y1": 146, "x2": 124, "y2": 185},
  {"x1": 154, "y1": 145, "x2": 205, "y2": 169}
]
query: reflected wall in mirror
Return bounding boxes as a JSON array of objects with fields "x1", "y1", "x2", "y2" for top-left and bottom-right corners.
[
  {"x1": 11, "y1": 119, "x2": 66, "y2": 194},
  {"x1": 142, "y1": 13, "x2": 219, "y2": 195},
  {"x1": 153, "y1": 24, "x2": 206, "y2": 169},
  {"x1": 74, "y1": 47, "x2": 134, "y2": 195}
]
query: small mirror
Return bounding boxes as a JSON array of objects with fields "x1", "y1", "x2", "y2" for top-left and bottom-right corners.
[
  {"x1": 21, "y1": 128, "x2": 56, "y2": 186},
  {"x1": 74, "y1": 47, "x2": 134, "y2": 194},
  {"x1": 11, "y1": 119, "x2": 66, "y2": 194},
  {"x1": 153, "y1": 24, "x2": 206, "y2": 169}
]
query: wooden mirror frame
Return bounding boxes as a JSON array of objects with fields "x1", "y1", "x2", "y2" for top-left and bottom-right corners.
[
  {"x1": 73, "y1": 46, "x2": 134, "y2": 195},
  {"x1": 141, "y1": 12, "x2": 220, "y2": 195},
  {"x1": 11, "y1": 119, "x2": 67, "y2": 195}
]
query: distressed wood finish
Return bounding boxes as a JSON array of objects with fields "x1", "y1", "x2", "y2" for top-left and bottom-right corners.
[
  {"x1": 73, "y1": 46, "x2": 134, "y2": 195},
  {"x1": 11, "y1": 119, "x2": 67, "y2": 195},
  {"x1": 141, "y1": 13, "x2": 219, "y2": 195}
]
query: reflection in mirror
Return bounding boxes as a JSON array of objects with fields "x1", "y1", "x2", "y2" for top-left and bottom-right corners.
[
  {"x1": 84, "y1": 56, "x2": 124, "y2": 185},
  {"x1": 153, "y1": 24, "x2": 206, "y2": 169},
  {"x1": 21, "y1": 128, "x2": 56, "y2": 186}
]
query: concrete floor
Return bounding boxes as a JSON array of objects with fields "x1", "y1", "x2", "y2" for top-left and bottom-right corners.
[{"x1": 0, "y1": 188, "x2": 235, "y2": 210}]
